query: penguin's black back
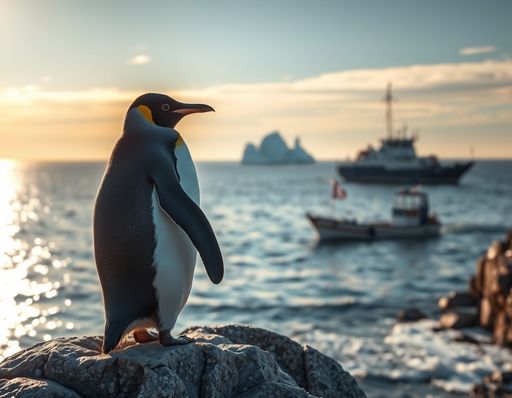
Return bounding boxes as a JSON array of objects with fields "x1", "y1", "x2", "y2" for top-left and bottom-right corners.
[{"x1": 94, "y1": 135, "x2": 159, "y2": 351}]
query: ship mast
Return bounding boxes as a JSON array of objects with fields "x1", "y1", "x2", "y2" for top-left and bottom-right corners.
[{"x1": 384, "y1": 82, "x2": 395, "y2": 139}]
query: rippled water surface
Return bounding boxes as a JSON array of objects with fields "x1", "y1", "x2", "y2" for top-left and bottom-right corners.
[{"x1": 0, "y1": 160, "x2": 511, "y2": 396}]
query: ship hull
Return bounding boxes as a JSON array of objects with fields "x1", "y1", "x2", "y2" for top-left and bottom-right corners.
[
  {"x1": 307, "y1": 214, "x2": 440, "y2": 242},
  {"x1": 337, "y1": 161, "x2": 474, "y2": 185}
]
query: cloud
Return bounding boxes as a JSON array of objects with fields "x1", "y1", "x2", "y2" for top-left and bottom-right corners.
[
  {"x1": 173, "y1": 60, "x2": 512, "y2": 100},
  {"x1": 0, "y1": 59, "x2": 511, "y2": 160},
  {"x1": 0, "y1": 86, "x2": 136, "y2": 106},
  {"x1": 459, "y1": 46, "x2": 496, "y2": 56},
  {"x1": 127, "y1": 54, "x2": 151, "y2": 65},
  {"x1": 3, "y1": 59, "x2": 511, "y2": 105}
]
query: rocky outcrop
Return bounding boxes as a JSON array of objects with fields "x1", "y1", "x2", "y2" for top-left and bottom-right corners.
[
  {"x1": 0, "y1": 324, "x2": 365, "y2": 398},
  {"x1": 396, "y1": 308, "x2": 427, "y2": 322},
  {"x1": 438, "y1": 231, "x2": 512, "y2": 345},
  {"x1": 472, "y1": 232, "x2": 512, "y2": 345},
  {"x1": 241, "y1": 131, "x2": 315, "y2": 165},
  {"x1": 434, "y1": 232, "x2": 512, "y2": 395},
  {"x1": 472, "y1": 370, "x2": 512, "y2": 397}
]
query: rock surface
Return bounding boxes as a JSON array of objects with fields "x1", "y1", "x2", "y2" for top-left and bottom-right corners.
[
  {"x1": 472, "y1": 370, "x2": 512, "y2": 397},
  {"x1": 396, "y1": 308, "x2": 427, "y2": 322},
  {"x1": 439, "y1": 308, "x2": 479, "y2": 329},
  {"x1": 438, "y1": 291, "x2": 477, "y2": 311},
  {"x1": 241, "y1": 131, "x2": 315, "y2": 165},
  {"x1": 436, "y1": 231, "x2": 512, "y2": 346},
  {"x1": 434, "y1": 232, "x2": 512, "y2": 394},
  {"x1": 470, "y1": 232, "x2": 512, "y2": 345},
  {"x1": 0, "y1": 324, "x2": 365, "y2": 398}
]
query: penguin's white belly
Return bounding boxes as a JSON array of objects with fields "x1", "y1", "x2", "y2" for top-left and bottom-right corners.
[{"x1": 151, "y1": 188, "x2": 197, "y2": 330}]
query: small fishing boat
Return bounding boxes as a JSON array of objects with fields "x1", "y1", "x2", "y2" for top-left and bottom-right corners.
[{"x1": 307, "y1": 187, "x2": 441, "y2": 241}]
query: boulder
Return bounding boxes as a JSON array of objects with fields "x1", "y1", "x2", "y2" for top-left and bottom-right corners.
[
  {"x1": 454, "y1": 333, "x2": 480, "y2": 345},
  {"x1": 473, "y1": 370, "x2": 512, "y2": 398},
  {"x1": 439, "y1": 308, "x2": 479, "y2": 329},
  {"x1": 396, "y1": 308, "x2": 427, "y2": 322},
  {"x1": 442, "y1": 232, "x2": 512, "y2": 347},
  {"x1": 0, "y1": 325, "x2": 365, "y2": 398},
  {"x1": 480, "y1": 297, "x2": 496, "y2": 330},
  {"x1": 438, "y1": 291, "x2": 477, "y2": 311}
]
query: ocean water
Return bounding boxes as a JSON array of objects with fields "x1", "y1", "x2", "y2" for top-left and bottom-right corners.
[{"x1": 0, "y1": 159, "x2": 511, "y2": 397}]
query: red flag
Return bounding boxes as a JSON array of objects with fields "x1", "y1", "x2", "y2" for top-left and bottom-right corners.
[{"x1": 331, "y1": 179, "x2": 347, "y2": 200}]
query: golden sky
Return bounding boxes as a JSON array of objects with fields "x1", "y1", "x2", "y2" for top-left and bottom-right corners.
[
  {"x1": 0, "y1": 1, "x2": 511, "y2": 161},
  {"x1": 1, "y1": 59, "x2": 511, "y2": 161}
]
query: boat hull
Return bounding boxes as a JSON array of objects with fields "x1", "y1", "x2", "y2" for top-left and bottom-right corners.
[
  {"x1": 307, "y1": 214, "x2": 440, "y2": 242},
  {"x1": 337, "y1": 162, "x2": 474, "y2": 185}
]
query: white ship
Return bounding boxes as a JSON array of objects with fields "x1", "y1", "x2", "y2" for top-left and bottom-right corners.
[{"x1": 337, "y1": 84, "x2": 473, "y2": 184}]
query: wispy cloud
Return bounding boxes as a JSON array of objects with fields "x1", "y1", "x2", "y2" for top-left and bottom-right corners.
[
  {"x1": 127, "y1": 54, "x2": 151, "y2": 65},
  {"x1": 459, "y1": 46, "x2": 496, "y2": 56}
]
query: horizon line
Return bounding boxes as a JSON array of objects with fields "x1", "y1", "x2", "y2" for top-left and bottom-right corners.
[{"x1": 1, "y1": 156, "x2": 511, "y2": 164}]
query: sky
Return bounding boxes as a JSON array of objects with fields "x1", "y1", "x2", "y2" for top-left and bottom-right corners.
[{"x1": 0, "y1": 0, "x2": 511, "y2": 161}]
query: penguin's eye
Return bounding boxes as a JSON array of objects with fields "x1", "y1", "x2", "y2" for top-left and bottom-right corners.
[{"x1": 162, "y1": 104, "x2": 170, "y2": 111}]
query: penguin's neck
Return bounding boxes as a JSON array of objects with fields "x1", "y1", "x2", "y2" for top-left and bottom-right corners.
[
  {"x1": 174, "y1": 140, "x2": 200, "y2": 205},
  {"x1": 123, "y1": 108, "x2": 174, "y2": 138},
  {"x1": 123, "y1": 108, "x2": 199, "y2": 204}
]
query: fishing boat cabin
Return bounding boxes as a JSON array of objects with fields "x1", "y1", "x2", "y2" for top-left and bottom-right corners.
[{"x1": 392, "y1": 188, "x2": 431, "y2": 226}]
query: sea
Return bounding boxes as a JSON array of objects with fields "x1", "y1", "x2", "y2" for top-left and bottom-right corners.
[{"x1": 1, "y1": 159, "x2": 511, "y2": 397}]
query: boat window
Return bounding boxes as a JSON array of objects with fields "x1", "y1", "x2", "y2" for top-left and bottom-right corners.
[{"x1": 394, "y1": 193, "x2": 428, "y2": 210}]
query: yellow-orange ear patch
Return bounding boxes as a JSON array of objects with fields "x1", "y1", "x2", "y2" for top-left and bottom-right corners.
[
  {"x1": 137, "y1": 105, "x2": 154, "y2": 124},
  {"x1": 176, "y1": 134, "x2": 184, "y2": 146}
]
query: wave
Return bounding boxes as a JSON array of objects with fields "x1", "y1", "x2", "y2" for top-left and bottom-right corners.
[{"x1": 442, "y1": 223, "x2": 510, "y2": 234}]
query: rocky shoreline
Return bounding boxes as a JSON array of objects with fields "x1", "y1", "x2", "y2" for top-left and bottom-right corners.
[
  {"x1": 0, "y1": 324, "x2": 365, "y2": 397},
  {"x1": 401, "y1": 231, "x2": 512, "y2": 397},
  {"x1": 436, "y1": 231, "x2": 512, "y2": 341}
]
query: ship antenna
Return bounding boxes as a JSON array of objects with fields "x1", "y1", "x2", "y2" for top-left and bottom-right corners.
[{"x1": 384, "y1": 82, "x2": 396, "y2": 139}]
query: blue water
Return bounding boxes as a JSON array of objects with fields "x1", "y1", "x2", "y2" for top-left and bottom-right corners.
[{"x1": 0, "y1": 160, "x2": 511, "y2": 397}]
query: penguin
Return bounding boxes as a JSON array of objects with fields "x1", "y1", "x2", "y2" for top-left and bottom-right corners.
[{"x1": 93, "y1": 93, "x2": 223, "y2": 354}]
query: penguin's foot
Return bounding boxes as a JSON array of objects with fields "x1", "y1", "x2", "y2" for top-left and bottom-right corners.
[
  {"x1": 133, "y1": 329, "x2": 158, "y2": 343},
  {"x1": 158, "y1": 330, "x2": 196, "y2": 346}
]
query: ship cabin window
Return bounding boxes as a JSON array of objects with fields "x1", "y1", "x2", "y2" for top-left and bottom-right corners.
[{"x1": 394, "y1": 192, "x2": 427, "y2": 210}]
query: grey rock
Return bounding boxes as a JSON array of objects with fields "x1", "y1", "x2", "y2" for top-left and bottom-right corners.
[
  {"x1": 440, "y1": 308, "x2": 479, "y2": 329},
  {"x1": 397, "y1": 308, "x2": 427, "y2": 322},
  {"x1": 0, "y1": 325, "x2": 365, "y2": 398},
  {"x1": 0, "y1": 377, "x2": 80, "y2": 398},
  {"x1": 438, "y1": 291, "x2": 477, "y2": 311},
  {"x1": 454, "y1": 333, "x2": 480, "y2": 345},
  {"x1": 473, "y1": 369, "x2": 512, "y2": 398}
]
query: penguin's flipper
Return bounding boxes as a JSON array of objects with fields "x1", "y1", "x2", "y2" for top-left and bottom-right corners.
[{"x1": 150, "y1": 155, "x2": 224, "y2": 284}]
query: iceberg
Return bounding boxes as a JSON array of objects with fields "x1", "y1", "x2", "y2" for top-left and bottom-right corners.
[{"x1": 241, "y1": 131, "x2": 315, "y2": 165}]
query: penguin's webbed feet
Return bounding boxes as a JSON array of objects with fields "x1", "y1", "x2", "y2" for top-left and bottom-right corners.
[
  {"x1": 158, "y1": 330, "x2": 196, "y2": 346},
  {"x1": 133, "y1": 329, "x2": 159, "y2": 343}
]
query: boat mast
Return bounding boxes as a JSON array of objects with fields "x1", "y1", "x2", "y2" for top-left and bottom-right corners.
[{"x1": 384, "y1": 82, "x2": 395, "y2": 139}]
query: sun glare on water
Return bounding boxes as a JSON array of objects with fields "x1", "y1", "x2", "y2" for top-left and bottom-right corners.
[{"x1": 0, "y1": 161, "x2": 72, "y2": 360}]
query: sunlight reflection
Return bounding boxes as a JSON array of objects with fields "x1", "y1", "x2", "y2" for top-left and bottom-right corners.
[
  {"x1": 0, "y1": 160, "x2": 22, "y2": 357},
  {"x1": 0, "y1": 161, "x2": 72, "y2": 360},
  {"x1": 0, "y1": 160, "x2": 19, "y2": 264}
]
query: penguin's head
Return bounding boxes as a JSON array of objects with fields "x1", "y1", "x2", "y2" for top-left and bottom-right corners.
[{"x1": 129, "y1": 93, "x2": 214, "y2": 129}]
